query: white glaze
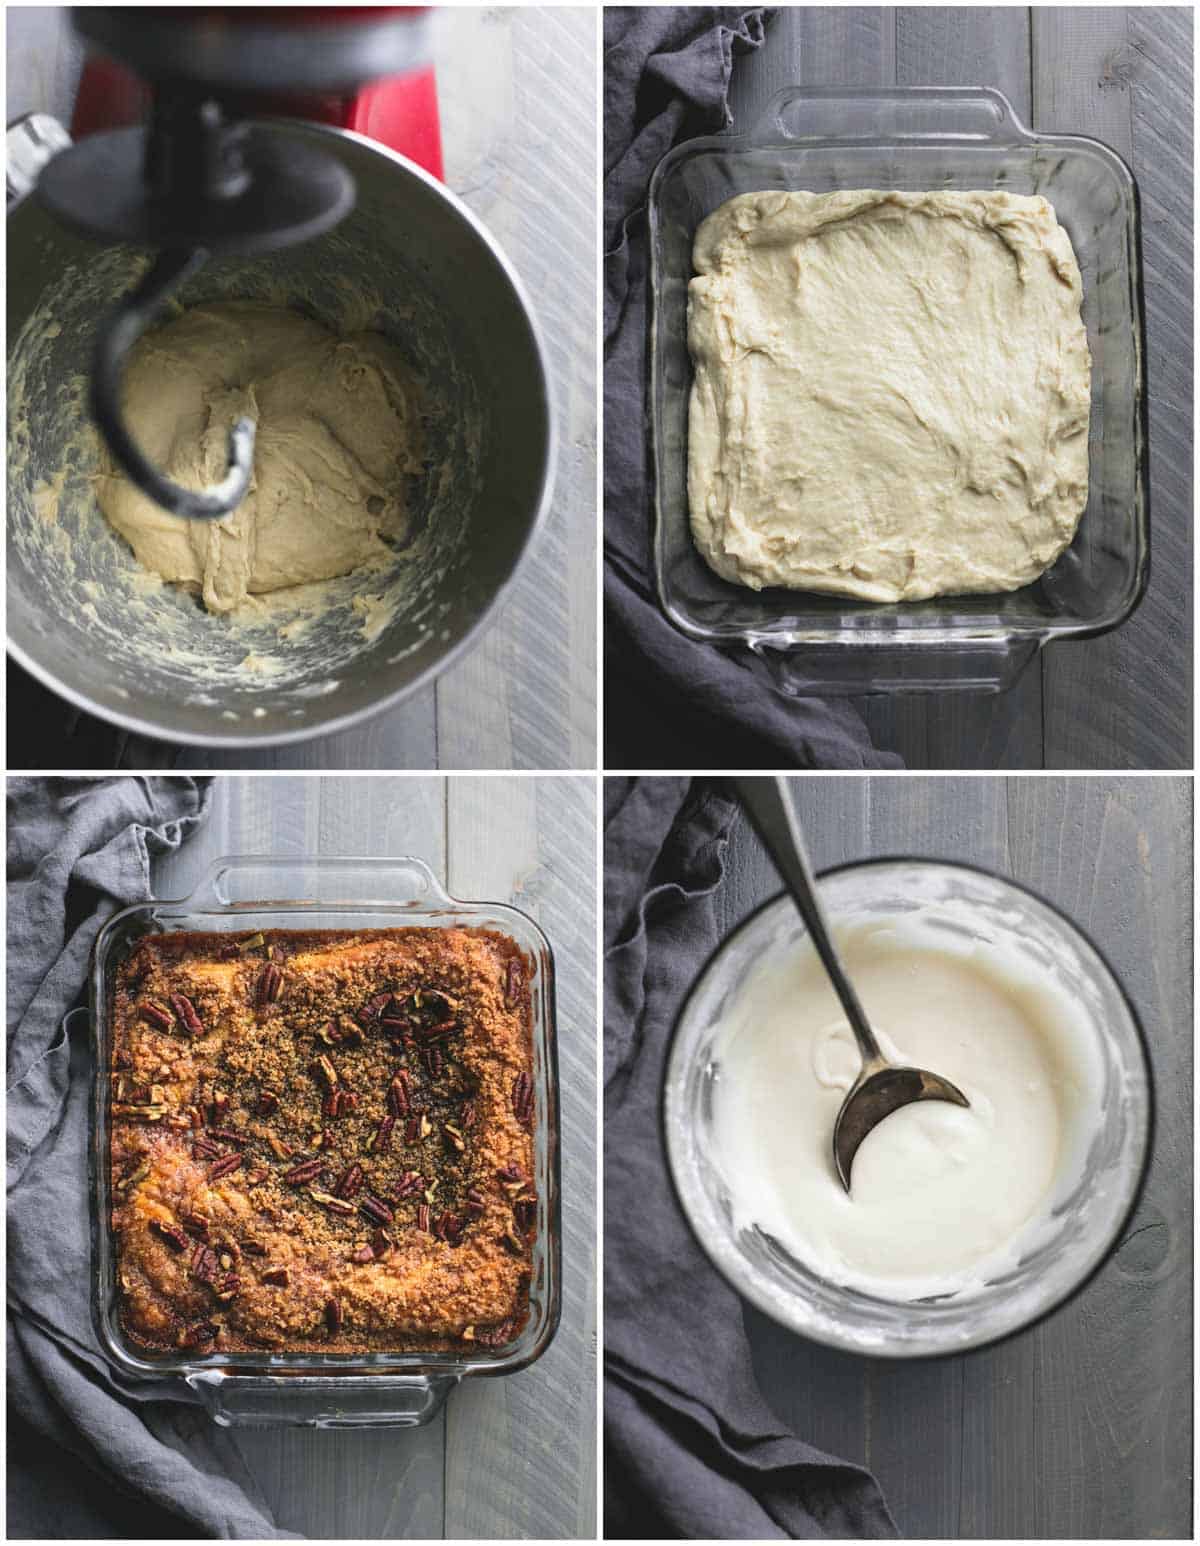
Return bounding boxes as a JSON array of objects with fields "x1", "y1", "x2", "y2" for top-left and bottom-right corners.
[{"x1": 711, "y1": 909, "x2": 1103, "y2": 1301}]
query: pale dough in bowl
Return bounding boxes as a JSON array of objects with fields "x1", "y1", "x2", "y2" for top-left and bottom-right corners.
[
  {"x1": 687, "y1": 189, "x2": 1092, "y2": 601},
  {"x1": 96, "y1": 301, "x2": 426, "y2": 614}
]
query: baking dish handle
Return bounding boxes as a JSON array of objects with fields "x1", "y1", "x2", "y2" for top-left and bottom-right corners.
[
  {"x1": 186, "y1": 1371, "x2": 459, "y2": 1428},
  {"x1": 745, "y1": 635, "x2": 1041, "y2": 697},
  {"x1": 169, "y1": 855, "x2": 454, "y2": 910},
  {"x1": 757, "y1": 86, "x2": 1027, "y2": 145}
]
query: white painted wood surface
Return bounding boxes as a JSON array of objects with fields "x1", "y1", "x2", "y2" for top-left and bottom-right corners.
[
  {"x1": 146, "y1": 775, "x2": 598, "y2": 1540},
  {"x1": 7, "y1": 6, "x2": 598, "y2": 773}
]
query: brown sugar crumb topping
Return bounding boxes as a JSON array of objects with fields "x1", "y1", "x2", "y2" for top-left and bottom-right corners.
[{"x1": 110, "y1": 926, "x2": 536, "y2": 1356}]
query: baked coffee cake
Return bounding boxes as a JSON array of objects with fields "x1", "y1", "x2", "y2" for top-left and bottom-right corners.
[{"x1": 109, "y1": 927, "x2": 536, "y2": 1356}]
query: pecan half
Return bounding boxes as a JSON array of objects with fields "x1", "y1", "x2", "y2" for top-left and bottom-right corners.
[
  {"x1": 365, "y1": 1115, "x2": 395, "y2": 1154},
  {"x1": 511, "y1": 1072, "x2": 534, "y2": 1129},
  {"x1": 169, "y1": 993, "x2": 203, "y2": 1037},
  {"x1": 360, "y1": 1193, "x2": 394, "y2": 1226},
  {"x1": 149, "y1": 1219, "x2": 189, "y2": 1253},
  {"x1": 335, "y1": 1163, "x2": 365, "y2": 1199},
  {"x1": 256, "y1": 962, "x2": 283, "y2": 1007},
  {"x1": 190, "y1": 1243, "x2": 219, "y2": 1282},
  {"x1": 434, "y1": 1210, "x2": 463, "y2": 1244},
  {"x1": 283, "y1": 1157, "x2": 323, "y2": 1186},
  {"x1": 417, "y1": 1203, "x2": 431, "y2": 1232},
  {"x1": 139, "y1": 1001, "x2": 173, "y2": 1032},
  {"x1": 465, "y1": 1187, "x2": 486, "y2": 1219},
  {"x1": 214, "y1": 1275, "x2": 240, "y2": 1303},
  {"x1": 208, "y1": 1154, "x2": 243, "y2": 1181},
  {"x1": 423, "y1": 1048, "x2": 444, "y2": 1079},
  {"x1": 192, "y1": 1136, "x2": 222, "y2": 1160},
  {"x1": 357, "y1": 992, "x2": 391, "y2": 1026},
  {"x1": 324, "y1": 1298, "x2": 343, "y2": 1333}
]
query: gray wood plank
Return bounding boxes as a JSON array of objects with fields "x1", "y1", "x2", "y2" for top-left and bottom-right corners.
[
  {"x1": 723, "y1": 774, "x2": 1191, "y2": 1538},
  {"x1": 444, "y1": 776, "x2": 598, "y2": 1539},
  {"x1": 434, "y1": 6, "x2": 598, "y2": 771},
  {"x1": 151, "y1": 774, "x2": 597, "y2": 1539},
  {"x1": 1034, "y1": 8, "x2": 1194, "y2": 769}
]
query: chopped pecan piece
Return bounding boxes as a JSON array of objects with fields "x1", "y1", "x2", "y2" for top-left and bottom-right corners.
[
  {"x1": 139, "y1": 1001, "x2": 173, "y2": 1032},
  {"x1": 283, "y1": 1157, "x2": 323, "y2": 1186},
  {"x1": 371, "y1": 1228, "x2": 392, "y2": 1258},
  {"x1": 360, "y1": 1193, "x2": 394, "y2": 1226},
  {"x1": 351, "y1": 1243, "x2": 376, "y2": 1264},
  {"x1": 513, "y1": 1194, "x2": 538, "y2": 1234},
  {"x1": 417, "y1": 1203, "x2": 431, "y2": 1232},
  {"x1": 190, "y1": 1243, "x2": 218, "y2": 1282},
  {"x1": 266, "y1": 1133, "x2": 293, "y2": 1160},
  {"x1": 423, "y1": 1048, "x2": 444, "y2": 1079},
  {"x1": 310, "y1": 1054, "x2": 338, "y2": 1088},
  {"x1": 476, "y1": 1317, "x2": 515, "y2": 1351},
  {"x1": 403, "y1": 1115, "x2": 420, "y2": 1144},
  {"x1": 511, "y1": 1072, "x2": 534, "y2": 1129},
  {"x1": 256, "y1": 962, "x2": 283, "y2": 1007},
  {"x1": 324, "y1": 1298, "x2": 343, "y2": 1333},
  {"x1": 255, "y1": 1090, "x2": 279, "y2": 1116},
  {"x1": 505, "y1": 957, "x2": 524, "y2": 1007},
  {"x1": 208, "y1": 1154, "x2": 243, "y2": 1181},
  {"x1": 238, "y1": 932, "x2": 267, "y2": 954},
  {"x1": 209, "y1": 1090, "x2": 230, "y2": 1123},
  {"x1": 116, "y1": 1161, "x2": 151, "y2": 1193},
  {"x1": 183, "y1": 1211, "x2": 210, "y2": 1238},
  {"x1": 357, "y1": 992, "x2": 391, "y2": 1026},
  {"x1": 443, "y1": 1122, "x2": 465, "y2": 1154},
  {"x1": 461, "y1": 1100, "x2": 478, "y2": 1130},
  {"x1": 112, "y1": 1103, "x2": 166, "y2": 1121},
  {"x1": 169, "y1": 993, "x2": 203, "y2": 1037},
  {"x1": 261, "y1": 1266, "x2": 290, "y2": 1286},
  {"x1": 192, "y1": 1136, "x2": 222, "y2": 1159},
  {"x1": 335, "y1": 1163, "x2": 365, "y2": 1199},
  {"x1": 149, "y1": 1219, "x2": 189, "y2": 1253},
  {"x1": 310, "y1": 1190, "x2": 357, "y2": 1216},
  {"x1": 465, "y1": 1187, "x2": 486, "y2": 1219},
  {"x1": 214, "y1": 1275, "x2": 240, "y2": 1303},
  {"x1": 497, "y1": 1162, "x2": 525, "y2": 1184},
  {"x1": 179, "y1": 1320, "x2": 218, "y2": 1348},
  {"x1": 387, "y1": 1071, "x2": 412, "y2": 1117},
  {"x1": 365, "y1": 1115, "x2": 395, "y2": 1154},
  {"x1": 242, "y1": 1239, "x2": 267, "y2": 1256},
  {"x1": 208, "y1": 1127, "x2": 248, "y2": 1146},
  {"x1": 393, "y1": 1170, "x2": 424, "y2": 1200},
  {"x1": 501, "y1": 1229, "x2": 527, "y2": 1256},
  {"x1": 434, "y1": 1210, "x2": 463, "y2": 1244}
]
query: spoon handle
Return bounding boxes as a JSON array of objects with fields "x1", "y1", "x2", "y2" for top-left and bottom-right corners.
[{"x1": 734, "y1": 776, "x2": 884, "y2": 1066}]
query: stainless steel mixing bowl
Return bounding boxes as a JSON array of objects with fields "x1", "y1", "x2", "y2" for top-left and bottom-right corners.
[{"x1": 8, "y1": 120, "x2": 554, "y2": 747}]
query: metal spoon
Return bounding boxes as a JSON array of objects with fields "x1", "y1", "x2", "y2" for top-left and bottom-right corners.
[{"x1": 734, "y1": 776, "x2": 970, "y2": 1192}]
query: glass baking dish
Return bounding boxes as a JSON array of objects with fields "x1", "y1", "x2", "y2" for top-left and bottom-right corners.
[
  {"x1": 649, "y1": 87, "x2": 1149, "y2": 694},
  {"x1": 86, "y1": 855, "x2": 561, "y2": 1428}
]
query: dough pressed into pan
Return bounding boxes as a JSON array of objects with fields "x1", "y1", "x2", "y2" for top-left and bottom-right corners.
[{"x1": 687, "y1": 189, "x2": 1092, "y2": 602}]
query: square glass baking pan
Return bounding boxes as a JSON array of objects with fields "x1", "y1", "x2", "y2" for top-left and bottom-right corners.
[
  {"x1": 86, "y1": 855, "x2": 561, "y2": 1428},
  {"x1": 649, "y1": 87, "x2": 1149, "y2": 694}
]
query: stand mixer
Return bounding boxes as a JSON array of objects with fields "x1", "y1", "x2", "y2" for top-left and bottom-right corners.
[
  {"x1": 8, "y1": 6, "x2": 553, "y2": 750},
  {"x1": 36, "y1": 6, "x2": 438, "y2": 520}
]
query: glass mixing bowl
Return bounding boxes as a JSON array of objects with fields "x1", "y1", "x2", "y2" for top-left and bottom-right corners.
[{"x1": 664, "y1": 859, "x2": 1153, "y2": 1357}]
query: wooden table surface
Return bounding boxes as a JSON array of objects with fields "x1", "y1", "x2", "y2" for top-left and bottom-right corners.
[
  {"x1": 7, "y1": 6, "x2": 597, "y2": 772},
  {"x1": 145, "y1": 775, "x2": 597, "y2": 1539},
  {"x1": 727, "y1": 7, "x2": 1193, "y2": 770},
  {"x1": 716, "y1": 775, "x2": 1193, "y2": 1539}
]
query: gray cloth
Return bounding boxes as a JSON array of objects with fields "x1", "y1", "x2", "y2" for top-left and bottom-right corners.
[
  {"x1": 604, "y1": 778, "x2": 897, "y2": 1539},
  {"x1": 7, "y1": 776, "x2": 299, "y2": 1540},
  {"x1": 604, "y1": 9, "x2": 901, "y2": 770}
]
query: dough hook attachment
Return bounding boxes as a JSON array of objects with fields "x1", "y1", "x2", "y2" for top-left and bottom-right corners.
[{"x1": 90, "y1": 247, "x2": 255, "y2": 521}]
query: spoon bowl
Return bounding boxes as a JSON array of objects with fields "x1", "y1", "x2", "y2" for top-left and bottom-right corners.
[{"x1": 832, "y1": 1060, "x2": 970, "y2": 1192}]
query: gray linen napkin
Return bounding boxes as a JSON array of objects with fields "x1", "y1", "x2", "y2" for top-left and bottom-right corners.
[
  {"x1": 7, "y1": 776, "x2": 300, "y2": 1539},
  {"x1": 604, "y1": 8, "x2": 902, "y2": 770},
  {"x1": 604, "y1": 777, "x2": 897, "y2": 1538}
]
